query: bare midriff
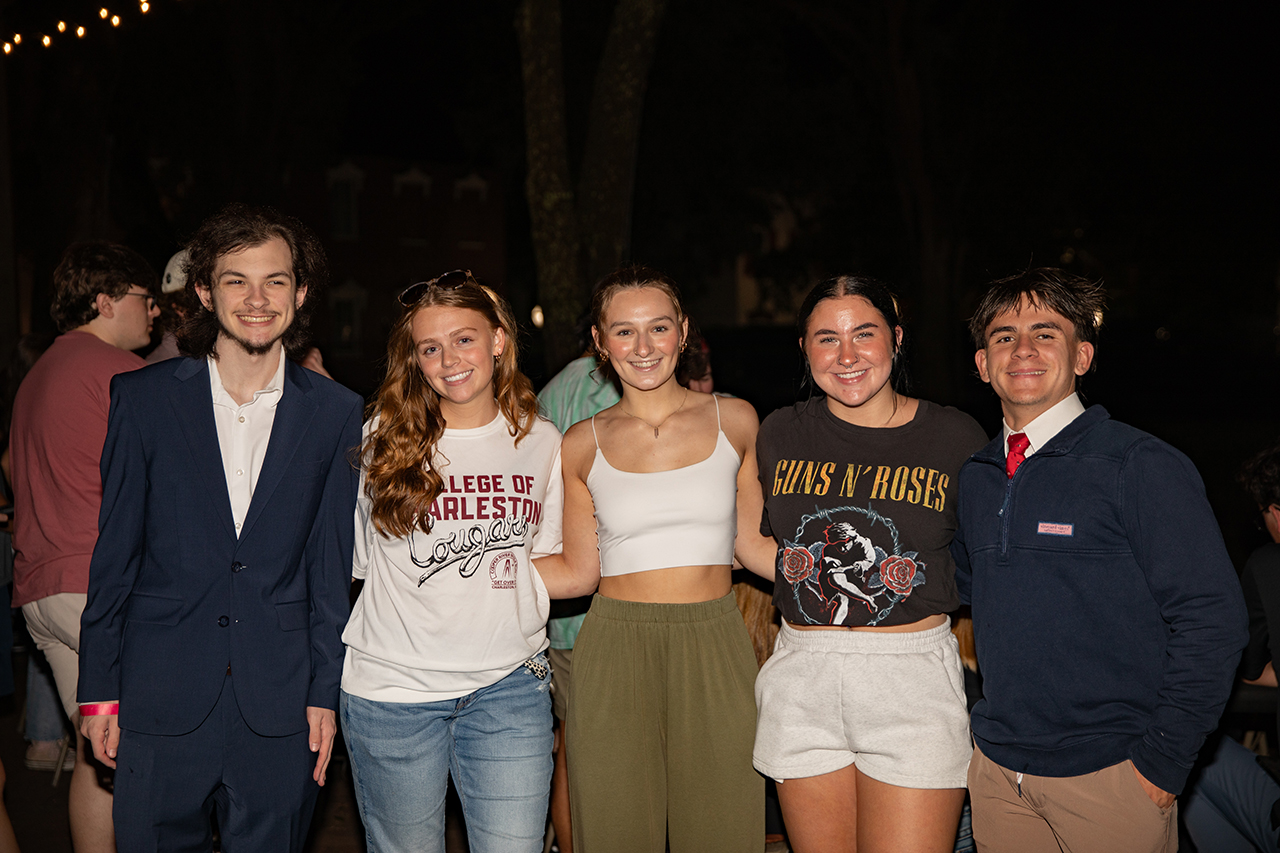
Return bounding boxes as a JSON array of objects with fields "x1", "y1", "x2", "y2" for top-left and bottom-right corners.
[
  {"x1": 598, "y1": 564, "x2": 733, "y2": 604},
  {"x1": 787, "y1": 612, "x2": 948, "y2": 633}
]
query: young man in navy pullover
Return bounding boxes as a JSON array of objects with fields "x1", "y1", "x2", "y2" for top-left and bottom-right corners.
[{"x1": 952, "y1": 268, "x2": 1247, "y2": 852}]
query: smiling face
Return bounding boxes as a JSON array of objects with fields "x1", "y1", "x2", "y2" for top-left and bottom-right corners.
[
  {"x1": 593, "y1": 286, "x2": 687, "y2": 392},
  {"x1": 198, "y1": 236, "x2": 306, "y2": 358},
  {"x1": 413, "y1": 305, "x2": 505, "y2": 425},
  {"x1": 975, "y1": 296, "x2": 1095, "y2": 430},
  {"x1": 802, "y1": 295, "x2": 902, "y2": 424}
]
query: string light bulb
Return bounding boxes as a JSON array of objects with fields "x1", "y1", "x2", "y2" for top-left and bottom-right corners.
[{"x1": 3, "y1": 3, "x2": 166, "y2": 59}]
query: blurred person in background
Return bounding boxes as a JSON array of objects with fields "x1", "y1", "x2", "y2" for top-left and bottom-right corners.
[
  {"x1": 8, "y1": 243, "x2": 158, "y2": 853},
  {"x1": 2, "y1": 334, "x2": 74, "y2": 774},
  {"x1": 1179, "y1": 440, "x2": 1280, "y2": 852},
  {"x1": 145, "y1": 249, "x2": 190, "y2": 364}
]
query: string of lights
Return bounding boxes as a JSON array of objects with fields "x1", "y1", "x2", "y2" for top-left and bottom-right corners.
[{"x1": 3, "y1": 1, "x2": 162, "y2": 56}]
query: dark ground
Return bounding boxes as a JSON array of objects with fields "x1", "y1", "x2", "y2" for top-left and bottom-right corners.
[{"x1": 0, "y1": 642, "x2": 474, "y2": 853}]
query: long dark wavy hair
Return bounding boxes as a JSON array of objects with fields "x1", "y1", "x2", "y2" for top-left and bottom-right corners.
[
  {"x1": 177, "y1": 203, "x2": 327, "y2": 360},
  {"x1": 362, "y1": 282, "x2": 539, "y2": 539}
]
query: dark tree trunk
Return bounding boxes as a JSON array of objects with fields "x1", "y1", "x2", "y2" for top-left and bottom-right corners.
[
  {"x1": 576, "y1": 0, "x2": 668, "y2": 288},
  {"x1": 517, "y1": 0, "x2": 582, "y2": 371},
  {"x1": 517, "y1": 0, "x2": 668, "y2": 374}
]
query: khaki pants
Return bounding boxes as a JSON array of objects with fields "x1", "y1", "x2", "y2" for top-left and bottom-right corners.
[
  {"x1": 968, "y1": 744, "x2": 1177, "y2": 853},
  {"x1": 567, "y1": 593, "x2": 763, "y2": 853},
  {"x1": 22, "y1": 593, "x2": 88, "y2": 722}
]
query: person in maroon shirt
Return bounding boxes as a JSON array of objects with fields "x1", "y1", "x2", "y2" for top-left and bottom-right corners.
[{"x1": 9, "y1": 242, "x2": 157, "y2": 853}]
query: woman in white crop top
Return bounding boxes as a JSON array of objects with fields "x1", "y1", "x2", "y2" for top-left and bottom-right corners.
[
  {"x1": 340, "y1": 272, "x2": 563, "y2": 853},
  {"x1": 535, "y1": 265, "x2": 776, "y2": 853}
]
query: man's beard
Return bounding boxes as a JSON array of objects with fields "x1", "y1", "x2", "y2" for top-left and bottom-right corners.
[{"x1": 218, "y1": 316, "x2": 287, "y2": 357}]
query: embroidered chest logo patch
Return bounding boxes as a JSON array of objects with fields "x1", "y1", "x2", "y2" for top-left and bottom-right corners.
[{"x1": 1037, "y1": 521, "x2": 1074, "y2": 537}]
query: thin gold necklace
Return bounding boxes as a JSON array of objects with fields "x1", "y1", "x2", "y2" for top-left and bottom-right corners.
[{"x1": 620, "y1": 388, "x2": 690, "y2": 438}]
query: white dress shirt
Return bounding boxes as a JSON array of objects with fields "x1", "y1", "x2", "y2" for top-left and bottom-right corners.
[
  {"x1": 208, "y1": 354, "x2": 286, "y2": 537},
  {"x1": 1000, "y1": 393, "x2": 1086, "y2": 459}
]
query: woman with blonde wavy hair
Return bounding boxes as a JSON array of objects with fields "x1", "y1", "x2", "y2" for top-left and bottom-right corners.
[{"x1": 340, "y1": 271, "x2": 563, "y2": 853}]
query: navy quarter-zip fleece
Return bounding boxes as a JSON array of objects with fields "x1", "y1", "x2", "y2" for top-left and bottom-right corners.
[{"x1": 952, "y1": 405, "x2": 1247, "y2": 795}]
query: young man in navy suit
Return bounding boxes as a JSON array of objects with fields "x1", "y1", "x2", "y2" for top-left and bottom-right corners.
[{"x1": 78, "y1": 204, "x2": 363, "y2": 852}]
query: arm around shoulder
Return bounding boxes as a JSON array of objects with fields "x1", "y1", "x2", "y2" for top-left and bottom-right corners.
[
  {"x1": 534, "y1": 420, "x2": 602, "y2": 598},
  {"x1": 722, "y1": 398, "x2": 776, "y2": 581}
]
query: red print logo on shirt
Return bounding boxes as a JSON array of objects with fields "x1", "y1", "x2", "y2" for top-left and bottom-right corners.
[{"x1": 489, "y1": 551, "x2": 518, "y2": 589}]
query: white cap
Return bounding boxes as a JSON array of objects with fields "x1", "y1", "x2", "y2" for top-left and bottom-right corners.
[{"x1": 161, "y1": 249, "x2": 189, "y2": 294}]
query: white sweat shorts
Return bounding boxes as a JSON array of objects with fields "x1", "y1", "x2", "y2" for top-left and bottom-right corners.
[{"x1": 753, "y1": 617, "x2": 971, "y2": 789}]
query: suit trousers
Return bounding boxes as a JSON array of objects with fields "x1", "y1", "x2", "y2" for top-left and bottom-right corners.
[
  {"x1": 113, "y1": 670, "x2": 319, "y2": 853},
  {"x1": 968, "y1": 744, "x2": 1177, "y2": 853}
]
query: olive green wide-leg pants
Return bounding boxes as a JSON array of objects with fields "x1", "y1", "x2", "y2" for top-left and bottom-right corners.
[{"x1": 566, "y1": 593, "x2": 764, "y2": 853}]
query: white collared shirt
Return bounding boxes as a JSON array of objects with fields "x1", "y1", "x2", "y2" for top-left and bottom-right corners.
[
  {"x1": 208, "y1": 353, "x2": 286, "y2": 537},
  {"x1": 1000, "y1": 393, "x2": 1086, "y2": 460}
]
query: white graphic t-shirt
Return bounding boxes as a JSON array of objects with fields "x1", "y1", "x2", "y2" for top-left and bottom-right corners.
[{"x1": 342, "y1": 413, "x2": 564, "y2": 702}]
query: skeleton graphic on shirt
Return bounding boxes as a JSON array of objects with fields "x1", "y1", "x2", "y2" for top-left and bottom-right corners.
[{"x1": 778, "y1": 504, "x2": 925, "y2": 626}]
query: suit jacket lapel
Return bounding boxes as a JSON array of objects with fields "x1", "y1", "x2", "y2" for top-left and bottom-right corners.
[
  {"x1": 239, "y1": 362, "x2": 318, "y2": 541},
  {"x1": 171, "y1": 358, "x2": 238, "y2": 541}
]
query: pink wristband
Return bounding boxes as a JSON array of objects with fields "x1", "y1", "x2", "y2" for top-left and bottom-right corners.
[{"x1": 79, "y1": 703, "x2": 119, "y2": 716}]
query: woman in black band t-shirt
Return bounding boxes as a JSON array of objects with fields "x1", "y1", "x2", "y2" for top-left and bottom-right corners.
[{"x1": 737, "y1": 276, "x2": 987, "y2": 853}]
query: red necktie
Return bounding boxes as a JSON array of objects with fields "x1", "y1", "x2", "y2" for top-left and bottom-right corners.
[{"x1": 1006, "y1": 432, "x2": 1030, "y2": 479}]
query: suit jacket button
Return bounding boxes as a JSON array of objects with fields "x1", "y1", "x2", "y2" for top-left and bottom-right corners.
[
  {"x1": 218, "y1": 616, "x2": 229, "y2": 627},
  {"x1": 231, "y1": 561, "x2": 244, "y2": 573}
]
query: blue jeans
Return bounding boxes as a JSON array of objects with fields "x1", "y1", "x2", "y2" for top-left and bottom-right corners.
[
  {"x1": 340, "y1": 656, "x2": 554, "y2": 853},
  {"x1": 25, "y1": 649, "x2": 68, "y2": 741}
]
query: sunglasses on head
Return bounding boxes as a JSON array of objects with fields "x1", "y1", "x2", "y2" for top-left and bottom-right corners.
[{"x1": 397, "y1": 270, "x2": 481, "y2": 307}]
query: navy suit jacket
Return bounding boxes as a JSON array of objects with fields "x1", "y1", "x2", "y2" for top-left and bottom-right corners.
[{"x1": 78, "y1": 356, "x2": 363, "y2": 737}]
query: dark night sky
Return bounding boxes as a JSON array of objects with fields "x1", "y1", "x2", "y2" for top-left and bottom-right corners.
[
  {"x1": 3, "y1": 0, "x2": 1278, "y2": 553},
  {"x1": 5, "y1": 1, "x2": 1274, "y2": 304}
]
